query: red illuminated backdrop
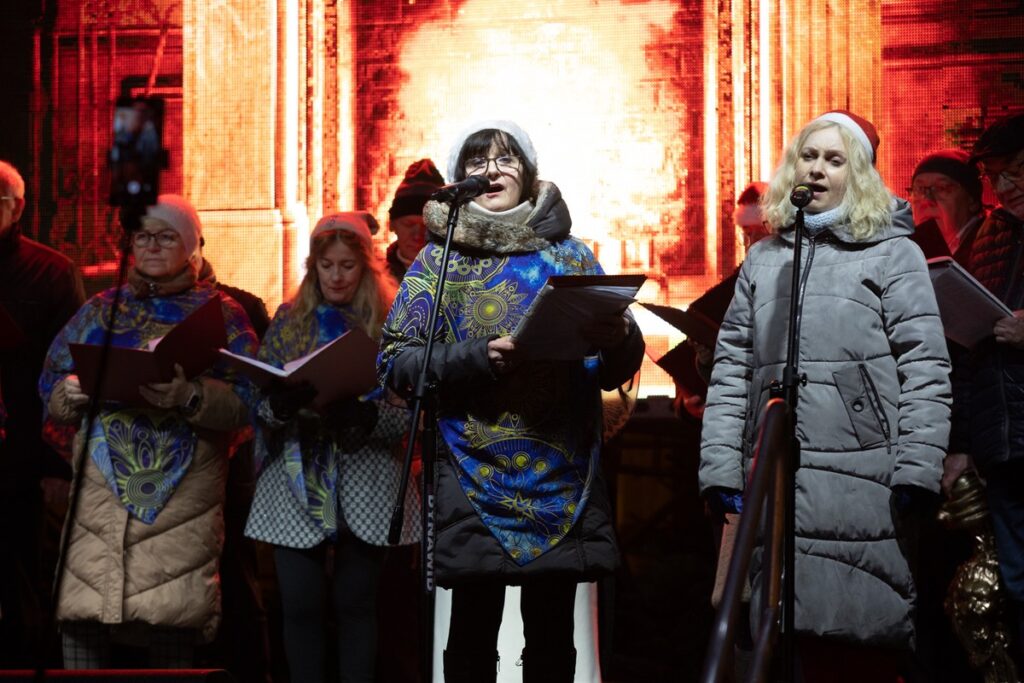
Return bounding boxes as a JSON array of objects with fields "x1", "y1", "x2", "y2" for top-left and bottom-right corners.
[{"x1": 6, "y1": 0, "x2": 1024, "y2": 397}]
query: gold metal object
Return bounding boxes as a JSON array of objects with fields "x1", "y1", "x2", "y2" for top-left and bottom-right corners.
[{"x1": 940, "y1": 470, "x2": 1020, "y2": 683}]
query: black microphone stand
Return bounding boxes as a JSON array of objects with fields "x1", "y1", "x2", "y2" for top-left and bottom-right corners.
[
  {"x1": 773, "y1": 190, "x2": 811, "y2": 682},
  {"x1": 34, "y1": 206, "x2": 142, "y2": 682},
  {"x1": 388, "y1": 196, "x2": 467, "y2": 683}
]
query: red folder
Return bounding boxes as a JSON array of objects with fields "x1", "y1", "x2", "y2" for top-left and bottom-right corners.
[{"x1": 70, "y1": 297, "x2": 228, "y2": 405}]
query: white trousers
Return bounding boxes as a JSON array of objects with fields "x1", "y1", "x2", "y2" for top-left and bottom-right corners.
[{"x1": 432, "y1": 581, "x2": 603, "y2": 682}]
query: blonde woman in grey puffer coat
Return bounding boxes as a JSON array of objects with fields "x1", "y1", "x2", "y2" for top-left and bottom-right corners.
[{"x1": 700, "y1": 111, "x2": 952, "y2": 680}]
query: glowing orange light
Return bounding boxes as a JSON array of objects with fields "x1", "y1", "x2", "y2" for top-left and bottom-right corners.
[
  {"x1": 370, "y1": 0, "x2": 691, "y2": 396},
  {"x1": 379, "y1": 0, "x2": 682, "y2": 265}
]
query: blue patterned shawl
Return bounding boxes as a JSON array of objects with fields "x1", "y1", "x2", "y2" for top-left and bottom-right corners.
[
  {"x1": 255, "y1": 301, "x2": 382, "y2": 537},
  {"x1": 379, "y1": 235, "x2": 605, "y2": 566},
  {"x1": 39, "y1": 282, "x2": 257, "y2": 523}
]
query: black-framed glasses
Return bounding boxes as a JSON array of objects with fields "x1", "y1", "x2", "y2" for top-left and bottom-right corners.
[
  {"x1": 132, "y1": 230, "x2": 180, "y2": 248},
  {"x1": 464, "y1": 154, "x2": 520, "y2": 174}
]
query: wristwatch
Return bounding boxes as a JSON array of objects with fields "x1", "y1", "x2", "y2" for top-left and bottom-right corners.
[{"x1": 179, "y1": 380, "x2": 204, "y2": 417}]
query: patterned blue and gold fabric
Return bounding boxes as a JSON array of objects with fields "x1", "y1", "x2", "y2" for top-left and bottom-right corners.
[
  {"x1": 255, "y1": 301, "x2": 372, "y2": 537},
  {"x1": 39, "y1": 282, "x2": 257, "y2": 523},
  {"x1": 379, "y1": 238, "x2": 605, "y2": 566}
]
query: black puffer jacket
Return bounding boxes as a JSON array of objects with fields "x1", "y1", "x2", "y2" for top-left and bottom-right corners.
[{"x1": 953, "y1": 208, "x2": 1024, "y2": 474}]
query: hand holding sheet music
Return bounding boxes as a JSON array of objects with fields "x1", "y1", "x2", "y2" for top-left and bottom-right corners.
[
  {"x1": 927, "y1": 256, "x2": 1013, "y2": 348},
  {"x1": 511, "y1": 274, "x2": 646, "y2": 360},
  {"x1": 69, "y1": 297, "x2": 228, "y2": 405},
  {"x1": 218, "y1": 327, "x2": 378, "y2": 409}
]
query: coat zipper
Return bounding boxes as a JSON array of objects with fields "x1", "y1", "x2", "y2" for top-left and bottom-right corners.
[
  {"x1": 792, "y1": 235, "x2": 817, "y2": 360},
  {"x1": 858, "y1": 363, "x2": 892, "y2": 453},
  {"x1": 995, "y1": 228, "x2": 1021, "y2": 456}
]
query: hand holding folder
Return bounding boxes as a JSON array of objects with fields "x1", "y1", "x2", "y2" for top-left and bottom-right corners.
[
  {"x1": 511, "y1": 274, "x2": 646, "y2": 360},
  {"x1": 928, "y1": 256, "x2": 1013, "y2": 348},
  {"x1": 218, "y1": 327, "x2": 378, "y2": 410},
  {"x1": 69, "y1": 297, "x2": 228, "y2": 405}
]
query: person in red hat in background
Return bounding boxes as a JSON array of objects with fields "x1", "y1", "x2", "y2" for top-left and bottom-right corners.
[
  {"x1": 699, "y1": 111, "x2": 952, "y2": 681},
  {"x1": 386, "y1": 159, "x2": 446, "y2": 282}
]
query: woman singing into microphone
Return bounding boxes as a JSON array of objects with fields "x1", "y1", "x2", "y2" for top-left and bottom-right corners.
[
  {"x1": 378, "y1": 120, "x2": 644, "y2": 682},
  {"x1": 699, "y1": 111, "x2": 951, "y2": 681}
]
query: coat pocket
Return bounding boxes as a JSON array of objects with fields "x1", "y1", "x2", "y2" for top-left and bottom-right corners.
[{"x1": 833, "y1": 363, "x2": 891, "y2": 451}]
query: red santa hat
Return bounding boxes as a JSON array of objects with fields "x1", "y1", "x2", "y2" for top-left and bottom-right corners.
[{"x1": 811, "y1": 110, "x2": 880, "y2": 163}]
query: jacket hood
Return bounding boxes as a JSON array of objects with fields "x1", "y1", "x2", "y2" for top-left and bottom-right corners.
[
  {"x1": 780, "y1": 197, "x2": 914, "y2": 245},
  {"x1": 423, "y1": 180, "x2": 571, "y2": 253}
]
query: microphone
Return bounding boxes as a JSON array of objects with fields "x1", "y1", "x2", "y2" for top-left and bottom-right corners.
[
  {"x1": 430, "y1": 175, "x2": 491, "y2": 202},
  {"x1": 790, "y1": 185, "x2": 813, "y2": 209}
]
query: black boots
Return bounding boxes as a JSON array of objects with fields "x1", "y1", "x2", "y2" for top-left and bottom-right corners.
[
  {"x1": 442, "y1": 649, "x2": 500, "y2": 683},
  {"x1": 521, "y1": 647, "x2": 577, "y2": 683}
]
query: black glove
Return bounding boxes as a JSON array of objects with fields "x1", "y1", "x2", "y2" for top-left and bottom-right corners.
[
  {"x1": 324, "y1": 396, "x2": 378, "y2": 431},
  {"x1": 267, "y1": 381, "x2": 318, "y2": 422},
  {"x1": 704, "y1": 486, "x2": 744, "y2": 524},
  {"x1": 892, "y1": 484, "x2": 940, "y2": 517}
]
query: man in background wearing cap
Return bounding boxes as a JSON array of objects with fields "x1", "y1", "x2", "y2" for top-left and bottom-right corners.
[
  {"x1": 0, "y1": 159, "x2": 85, "y2": 667},
  {"x1": 905, "y1": 150, "x2": 988, "y2": 683},
  {"x1": 387, "y1": 159, "x2": 445, "y2": 282},
  {"x1": 948, "y1": 113, "x2": 1024, "y2": 668},
  {"x1": 909, "y1": 149, "x2": 985, "y2": 264}
]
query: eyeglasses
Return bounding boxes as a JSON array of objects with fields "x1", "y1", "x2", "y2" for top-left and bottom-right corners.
[
  {"x1": 132, "y1": 231, "x2": 180, "y2": 248},
  {"x1": 980, "y1": 157, "x2": 1024, "y2": 187},
  {"x1": 464, "y1": 154, "x2": 521, "y2": 175},
  {"x1": 908, "y1": 181, "x2": 959, "y2": 200}
]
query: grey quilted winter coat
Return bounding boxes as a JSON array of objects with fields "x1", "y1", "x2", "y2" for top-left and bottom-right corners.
[{"x1": 699, "y1": 199, "x2": 952, "y2": 648}]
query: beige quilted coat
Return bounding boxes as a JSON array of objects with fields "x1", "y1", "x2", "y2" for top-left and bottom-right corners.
[{"x1": 47, "y1": 377, "x2": 247, "y2": 642}]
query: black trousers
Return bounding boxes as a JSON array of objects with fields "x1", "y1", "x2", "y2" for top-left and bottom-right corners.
[
  {"x1": 446, "y1": 578, "x2": 578, "y2": 657},
  {"x1": 274, "y1": 535, "x2": 386, "y2": 683}
]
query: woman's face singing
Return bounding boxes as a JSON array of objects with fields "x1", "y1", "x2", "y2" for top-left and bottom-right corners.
[
  {"x1": 795, "y1": 126, "x2": 850, "y2": 214},
  {"x1": 316, "y1": 239, "x2": 364, "y2": 306},
  {"x1": 465, "y1": 140, "x2": 524, "y2": 212}
]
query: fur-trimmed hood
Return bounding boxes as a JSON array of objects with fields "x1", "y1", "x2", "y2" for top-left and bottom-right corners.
[{"x1": 423, "y1": 180, "x2": 572, "y2": 254}]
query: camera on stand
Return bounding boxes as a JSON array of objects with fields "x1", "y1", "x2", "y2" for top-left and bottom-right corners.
[{"x1": 108, "y1": 95, "x2": 168, "y2": 235}]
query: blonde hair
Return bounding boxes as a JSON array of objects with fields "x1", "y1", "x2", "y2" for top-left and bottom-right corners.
[
  {"x1": 291, "y1": 230, "x2": 397, "y2": 341},
  {"x1": 763, "y1": 120, "x2": 893, "y2": 241}
]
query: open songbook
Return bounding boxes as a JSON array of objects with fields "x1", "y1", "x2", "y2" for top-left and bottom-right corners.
[
  {"x1": 641, "y1": 302, "x2": 721, "y2": 350},
  {"x1": 928, "y1": 256, "x2": 1013, "y2": 348},
  {"x1": 218, "y1": 327, "x2": 378, "y2": 409},
  {"x1": 70, "y1": 296, "x2": 228, "y2": 405},
  {"x1": 511, "y1": 274, "x2": 646, "y2": 360}
]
